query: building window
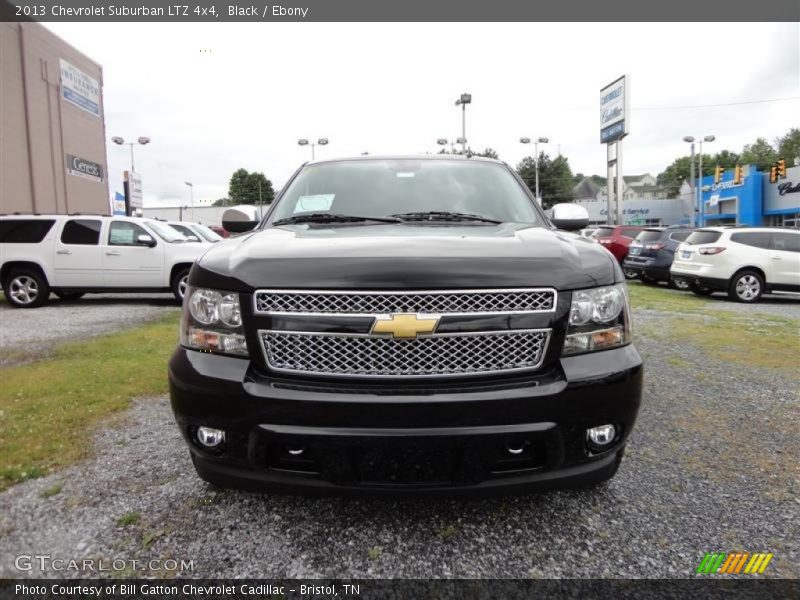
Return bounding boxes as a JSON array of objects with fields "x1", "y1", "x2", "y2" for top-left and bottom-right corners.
[
  {"x1": 642, "y1": 218, "x2": 662, "y2": 226},
  {"x1": 769, "y1": 213, "x2": 800, "y2": 228}
]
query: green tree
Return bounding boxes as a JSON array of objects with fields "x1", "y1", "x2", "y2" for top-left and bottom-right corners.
[
  {"x1": 227, "y1": 168, "x2": 275, "y2": 205},
  {"x1": 516, "y1": 153, "x2": 574, "y2": 209},
  {"x1": 657, "y1": 154, "x2": 715, "y2": 197},
  {"x1": 212, "y1": 198, "x2": 232, "y2": 207},
  {"x1": 776, "y1": 128, "x2": 800, "y2": 165},
  {"x1": 740, "y1": 137, "x2": 777, "y2": 171},
  {"x1": 711, "y1": 149, "x2": 741, "y2": 170},
  {"x1": 472, "y1": 147, "x2": 499, "y2": 159}
]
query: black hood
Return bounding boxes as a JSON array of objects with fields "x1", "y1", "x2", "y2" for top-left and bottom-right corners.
[{"x1": 193, "y1": 223, "x2": 619, "y2": 291}]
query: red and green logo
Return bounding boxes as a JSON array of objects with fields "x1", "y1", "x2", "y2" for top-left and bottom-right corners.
[{"x1": 696, "y1": 552, "x2": 773, "y2": 575}]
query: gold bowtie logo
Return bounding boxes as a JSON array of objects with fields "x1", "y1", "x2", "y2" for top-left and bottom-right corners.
[{"x1": 371, "y1": 313, "x2": 440, "y2": 339}]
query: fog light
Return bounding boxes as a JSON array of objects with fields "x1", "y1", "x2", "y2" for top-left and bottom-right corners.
[
  {"x1": 587, "y1": 424, "x2": 615, "y2": 446},
  {"x1": 286, "y1": 445, "x2": 305, "y2": 456},
  {"x1": 197, "y1": 426, "x2": 225, "y2": 448}
]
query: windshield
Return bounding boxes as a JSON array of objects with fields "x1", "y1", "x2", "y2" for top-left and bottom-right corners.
[
  {"x1": 145, "y1": 220, "x2": 188, "y2": 243},
  {"x1": 270, "y1": 159, "x2": 542, "y2": 225},
  {"x1": 169, "y1": 223, "x2": 201, "y2": 240},
  {"x1": 634, "y1": 230, "x2": 663, "y2": 243},
  {"x1": 193, "y1": 224, "x2": 223, "y2": 242},
  {"x1": 685, "y1": 230, "x2": 722, "y2": 245}
]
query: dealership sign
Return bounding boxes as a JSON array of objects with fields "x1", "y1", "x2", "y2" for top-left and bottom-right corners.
[
  {"x1": 600, "y1": 75, "x2": 629, "y2": 143},
  {"x1": 66, "y1": 154, "x2": 104, "y2": 183},
  {"x1": 59, "y1": 59, "x2": 101, "y2": 117},
  {"x1": 125, "y1": 171, "x2": 143, "y2": 210}
]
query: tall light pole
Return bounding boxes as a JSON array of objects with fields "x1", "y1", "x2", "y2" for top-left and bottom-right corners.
[
  {"x1": 298, "y1": 137, "x2": 329, "y2": 160},
  {"x1": 697, "y1": 135, "x2": 715, "y2": 227},
  {"x1": 184, "y1": 181, "x2": 194, "y2": 215},
  {"x1": 520, "y1": 136, "x2": 549, "y2": 202},
  {"x1": 454, "y1": 93, "x2": 471, "y2": 154},
  {"x1": 111, "y1": 136, "x2": 150, "y2": 172},
  {"x1": 682, "y1": 137, "x2": 696, "y2": 227}
]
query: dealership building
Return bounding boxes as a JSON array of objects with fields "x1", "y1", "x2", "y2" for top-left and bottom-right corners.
[
  {"x1": 1, "y1": 22, "x2": 110, "y2": 215},
  {"x1": 574, "y1": 165, "x2": 800, "y2": 228},
  {"x1": 700, "y1": 164, "x2": 800, "y2": 228}
]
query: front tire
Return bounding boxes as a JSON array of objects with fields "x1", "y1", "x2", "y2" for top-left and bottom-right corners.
[
  {"x1": 728, "y1": 270, "x2": 764, "y2": 303},
  {"x1": 3, "y1": 269, "x2": 50, "y2": 308},
  {"x1": 623, "y1": 267, "x2": 638, "y2": 280},
  {"x1": 171, "y1": 268, "x2": 191, "y2": 303}
]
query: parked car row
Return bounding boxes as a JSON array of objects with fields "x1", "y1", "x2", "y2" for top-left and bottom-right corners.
[
  {"x1": 0, "y1": 214, "x2": 223, "y2": 308},
  {"x1": 584, "y1": 223, "x2": 800, "y2": 303}
]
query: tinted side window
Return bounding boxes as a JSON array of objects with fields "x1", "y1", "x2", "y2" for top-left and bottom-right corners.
[
  {"x1": 634, "y1": 231, "x2": 662, "y2": 243},
  {"x1": 772, "y1": 232, "x2": 800, "y2": 253},
  {"x1": 0, "y1": 219, "x2": 56, "y2": 243},
  {"x1": 730, "y1": 232, "x2": 771, "y2": 249},
  {"x1": 669, "y1": 232, "x2": 691, "y2": 242},
  {"x1": 686, "y1": 231, "x2": 722, "y2": 245},
  {"x1": 61, "y1": 219, "x2": 101, "y2": 245},
  {"x1": 109, "y1": 221, "x2": 150, "y2": 246},
  {"x1": 621, "y1": 228, "x2": 640, "y2": 238}
]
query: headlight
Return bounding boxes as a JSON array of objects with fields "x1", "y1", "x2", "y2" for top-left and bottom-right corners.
[
  {"x1": 563, "y1": 284, "x2": 631, "y2": 355},
  {"x1": 181, "y1": 286, "x2": 249, "y2": 357}
]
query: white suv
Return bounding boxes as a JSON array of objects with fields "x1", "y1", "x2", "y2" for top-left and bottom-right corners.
[
  {"x1": 0, "y1": 214, "x2": 212, "y2": 308},
  {"x1": 670, "y1": 227, "x2": 800, "y2": 302},
  {"x1": 166, "y1": 220, "x2": 223, "y2": 243}
]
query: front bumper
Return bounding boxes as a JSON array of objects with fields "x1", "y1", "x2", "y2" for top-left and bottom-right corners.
[{"x1": 169, "y1": 344, "x2": 643, "y2": 495}]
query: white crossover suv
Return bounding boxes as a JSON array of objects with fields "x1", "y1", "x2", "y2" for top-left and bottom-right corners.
[
  {"x1": 670, "y1": 227, "x2": 800, "y2": 302},
  {"x1": 0, "y1": 214, "x2": 213, "y2": 308}
]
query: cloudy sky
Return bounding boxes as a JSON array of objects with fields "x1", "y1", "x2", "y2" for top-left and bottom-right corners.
[{"x1": 46, "y1": 22, "x2": 800, "y2": 206}]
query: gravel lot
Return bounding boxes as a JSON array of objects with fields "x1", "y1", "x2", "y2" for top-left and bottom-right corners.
[
  {"x1": 0, "y1": 294, "x2": 177, "y2": 366},
  {"x1": 0, "y1": 301, "x2": 798, "y2": 579}
]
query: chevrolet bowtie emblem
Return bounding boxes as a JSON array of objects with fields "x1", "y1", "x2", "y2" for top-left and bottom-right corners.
[{"x1": 371, "y1": 313, "x2": 440, "y2": 339}]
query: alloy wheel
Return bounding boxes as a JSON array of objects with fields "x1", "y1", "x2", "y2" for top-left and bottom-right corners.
[
  {"x1": 9, "y1": 276, "x2": 39, "y2": 305},
  {"x1": 178, "y1": 275, "x2": 188, "y2": 299},
  {"x1": 735, "y1": 275, "x2": 760, "y2": 301}
]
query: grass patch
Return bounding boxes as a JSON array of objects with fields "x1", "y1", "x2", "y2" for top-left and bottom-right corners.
[
  {"x1": 117, "y1": 512, "x2": 141, "y2": 527},
  {"x1": 367, "y1": 546, "x2": 383, "y2": 561},
  {"x1": 664, "y1": 312, "x2": 800, "y2": 377},
  {"x1": 626, "y1": 281, "x2": 711, "y2": 313},
  {"x1": 438, "y1": 525, "x2": 458, "y2": 540},
  {"x1": 0, "y1": 311, "x2": 180, "y2": 490},
  {"x1": 628, "y1": 281, "x2": 799, "y2": 377}
]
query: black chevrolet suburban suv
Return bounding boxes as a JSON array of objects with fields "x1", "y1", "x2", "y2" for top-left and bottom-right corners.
[{"x1": 168, "y1": 156, "x2": 643, "y2": 494}]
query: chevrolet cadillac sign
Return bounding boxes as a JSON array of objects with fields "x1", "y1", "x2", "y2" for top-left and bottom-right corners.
[
  {"x1": 66, "y1": 154, "x2": 104, "y2": 183},
  {"x1": 600, "y1": 75, "x2": 629, "y2": 143}
]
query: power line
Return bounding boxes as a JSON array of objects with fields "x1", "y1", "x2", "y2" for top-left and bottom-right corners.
[{"x1": 633, "y1": 96, "x2": 800, "y2": 111}]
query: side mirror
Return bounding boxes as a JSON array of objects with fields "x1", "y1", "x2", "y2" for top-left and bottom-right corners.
[
  {"x1": 550, "y1": 203, "x2": 589, "y2": 231},
  {"x1": 222, "y1": 220, "x2": 258, "y2": 233},
  {"x1": 137, "y1": 234, "x2": 156, "y2": 247}
]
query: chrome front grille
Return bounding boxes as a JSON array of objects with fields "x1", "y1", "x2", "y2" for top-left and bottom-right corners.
[
  {"x1": 254, "y1": 288, "x2": 556, "y2": 315},
  {"x1": 260, "y1": 330, "x2": 551, "y2": 378}
]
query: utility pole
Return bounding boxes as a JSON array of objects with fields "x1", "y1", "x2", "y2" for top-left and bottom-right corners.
[{"x1": 454, "y1": 93, "x2": 471, "y2": 154}]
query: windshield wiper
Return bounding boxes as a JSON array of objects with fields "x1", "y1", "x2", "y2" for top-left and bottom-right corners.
[
  {"x1": 272, "y1": 213, "x2": 402, "y2": 226},
  {"x1": 390, "y1": 211, "x2": 502, "y2": 224}
]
